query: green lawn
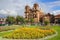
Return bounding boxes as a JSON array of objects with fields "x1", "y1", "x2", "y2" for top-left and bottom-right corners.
[
  {"x1": 0, "y1": 31, "x2": 13, "y2": 37},
  {"x1": 47, "y1": 25, "x2": 60, "y2": 40},
  {"x1": 31, "y1": 25, "x2": 60, "y2": 40}
]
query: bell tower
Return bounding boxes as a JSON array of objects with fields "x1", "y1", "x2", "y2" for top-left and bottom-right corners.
[
  {"x1": 33, "y1": 3, "x2": 39, "y2": 11},
  {"x1": 25, "y1": 5, "x2": 31, "y2": 20},
  {"x1": 32, "y1": 3, "x2": 40, "y2": 23}
]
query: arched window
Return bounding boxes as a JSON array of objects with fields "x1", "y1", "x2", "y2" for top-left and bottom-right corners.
[{"x1": 33, "y1": 14, "x2": 37, "y2": 18}]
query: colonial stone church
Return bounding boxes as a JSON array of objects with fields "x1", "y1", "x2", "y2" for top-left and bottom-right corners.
[{"x1": 25, "y1": 3, "x2": 44, "y2": 23}]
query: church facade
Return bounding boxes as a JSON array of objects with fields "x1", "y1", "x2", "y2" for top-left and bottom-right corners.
[{"x1": 25, "y1": 3, "x2": 44, "y2": 23}]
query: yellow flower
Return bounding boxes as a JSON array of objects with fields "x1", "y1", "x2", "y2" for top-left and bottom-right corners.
[{"x1": 3, "y1": 27, "x2": 56, "y2": 39}]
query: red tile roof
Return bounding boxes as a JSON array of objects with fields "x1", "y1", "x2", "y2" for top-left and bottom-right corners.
[{"x1": 55, "y1": 14, "x2": 60, "y2": 18}]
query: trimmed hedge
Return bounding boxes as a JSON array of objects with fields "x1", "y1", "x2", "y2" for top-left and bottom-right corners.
[{"x1": 0, "y1": 24, "x2": 5, "y2": 26}]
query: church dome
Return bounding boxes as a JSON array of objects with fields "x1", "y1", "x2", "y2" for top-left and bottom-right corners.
[
  {"x1": 25, "y1": 5, "x2": 30, "y2": 9},
  {"x1": 34, "y1": 3, "x2": 39, "y2": 7}
]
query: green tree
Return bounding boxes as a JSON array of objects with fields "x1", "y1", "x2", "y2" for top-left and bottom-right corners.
[
  {"x1": 24, "y1": 19, "x2": 29, "y2": 24},
  {"x1": 29, "y1": 18, "x2": 34, "y2": 25},
  {"x1": 16, "y1": 16, "x2": 25, "y2": 24},
  {"x1": 44, "y1": 17, "x2": 50, "y2": 26},
  {"x1": 6, "y1": 16, "x2": 15, "y2": 25}
]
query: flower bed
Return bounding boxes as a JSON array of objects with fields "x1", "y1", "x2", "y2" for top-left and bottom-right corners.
[{"x1": 3, "y1": 27, "x2": 56, "y2": 39}]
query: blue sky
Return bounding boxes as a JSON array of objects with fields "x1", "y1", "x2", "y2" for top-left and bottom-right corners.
[
  {"x1": 39, "y1": 0, "x2": 58, "y2": 3},
  {"x1": 0, "y1": 0, "x2": 60, "y2": 16},
  {"x1": 36, "y1": 0, "x2": 60, "y2": 12}
]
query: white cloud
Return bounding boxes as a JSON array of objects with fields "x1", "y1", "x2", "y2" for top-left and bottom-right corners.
[
  {"x1": 51, "y1": 10, "x2": 60, "y2": 15},
  {"x1": 0, "y1": 0, "x2": 60, "y2": 16},
  {"x1": 0, "y1": 9, "x2": 17, "y2": 16},
  {"x1": 47, "y1": 1, "x2": 60, "y2": 8},
  {"x1": 0, "y1": 0, "x2": 36, "y2": 16},
  {"x1": 40, "y1": 1, "x2": 60, "y2": 14}
]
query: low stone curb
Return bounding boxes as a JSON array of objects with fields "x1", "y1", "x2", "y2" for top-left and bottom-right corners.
[{"x1": 0, "y1": 31, "x2": 58, "y2": 40}]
